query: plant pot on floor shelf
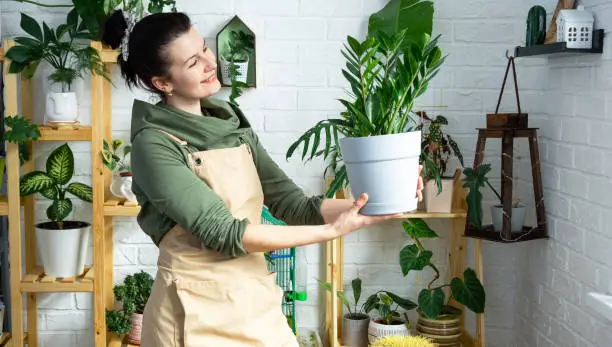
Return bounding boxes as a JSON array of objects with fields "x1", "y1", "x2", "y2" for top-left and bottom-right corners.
[
  {"x1": 340, "y1": 131, "x2": 421, "y2": 215},
  {"x1": 491, "y1": 204, "x2": 526, "y2": 233},
  {"x1": 416, "y1": 310, "x2": 462, "y2": 346},
  {"x1": 341, "y1": 313, "x2": 370, "y2": 347},
  {"x1": 424, "y1": 178, "x2": 455, "y2": 213},
  {"x1": 368, "y1": 317, "x2": 411, "y2": 343},
  {"x1": 126, "y1": 312, "x2": 143, "y2": 345},
  {"x1": 45, "y1": 91, "x2": 78, "y2": 124},
  {"x1": 36, "y1": 221, "x2": 90, "y2": 278}
]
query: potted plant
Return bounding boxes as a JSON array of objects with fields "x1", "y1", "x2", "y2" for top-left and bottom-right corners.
[
  {"x1": 416, "y1": 111, "x2": 463, "y2": 213},
  {"x1": 19, "y1": 143, "x2": 93, "y2": 277},
  {"x1": 105, "y1": 271, "x2": 154, "y2": 345},
  {"x1": 364, "y1": 291, "x2": 416, "y2": 343},
  {"x1": 220, "y1": 30, "x2": 254, "y2": 85},
  {"x1": 5, "y1": 10, "x2": 110, "y2": 125},
  {"x1": 286, "y1": 0, "x2": 444, "y2": 215},
  {"x1": 400, "y1": 219, "x2": 485, "y2": 344},
  {"x1": 463, "y1": 163, "x2": 526, "y2": 233},
  {"x1": 318, "y1": 277, "x2": 370, "y2": 347},
  {"x1": 101, "y1": 138, "x2": 136, "y2": 202},
  {"x1": 370, "y1": 335, "x2": 435, "y2": 347}
]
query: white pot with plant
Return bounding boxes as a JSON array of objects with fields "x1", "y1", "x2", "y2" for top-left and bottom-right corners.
[
  {"x1": 463, "y1": 163, "x2": 527, "y2": 233},
  {"x1": 286, "y1": 1, "x2": 445, "y2": 215},
  {"x1": 318, "y1": 277, "x2": 371, "y2": 347},
  {"x1": 364, "y1": 291, "x2": 415, "y2": 343},
  {"x1": 417, "y1": 112, "x2": 464, "y2": 213},
  {"x1": 101, "y1": 139, "x2": 136, "y2": 203},
  {"x1": 19, "y1": 143, "x2": 93, "y2": 278},
  {"x1": 220, "y1": 30, "x2": 254, "y2": 85},
  {"x1": 5, "y1": 11, "x2": 110, "y2": 125}
]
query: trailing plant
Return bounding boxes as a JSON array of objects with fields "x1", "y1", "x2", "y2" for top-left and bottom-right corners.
[
  {"x1": 106, "y1": 271, "x2": 154, "y2": 335},
  {"x1": 101, "y1": 139, "x2": 131, "y2": 173},
  {"x1": 3, "y1": 115, "x2": 41, "y2": 165},
  {"x1": 19, "y1": 143, "x2": 93, "y2": 229},
  {"x1": 317, "y1": 277, "x2": 371, "y2": 319},
  {"x1": 462, "y1": 163, "x2": 520, "y2": 230},
  {"x1": 400, "y1": 218, "x2": 485, "y2": 319},
  {"x1": 225, "y1": 30, "x2": 254, "y2": 107},
  {"x1": 416, "y1": 111, "x2": 463, "y2": 194},
  {"x1": 5, "y1": 10, "x2": 110, "y2": 92}
]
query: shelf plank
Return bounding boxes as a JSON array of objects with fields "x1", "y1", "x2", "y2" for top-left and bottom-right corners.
[
  {"x1": 0, "y1": 196, "x2": 25, "y2": 216},
  {"x1": 107, "y1": 333, "x2": 139, "y2": 347},
  {"x1": 38, "y1": 125, "x2": 92, "y2": 141},
  {"x1": 0, "y1": 48, "x2": 4, "y2": 63},
  {"x1": 104, "y1": 199, "x2": 140, "y2": 217},
  {"x1": 20, "y1": 267, "x2": 94, "y2": 293},
  {"x1": 514, "y1": 29, "x2": 604, "y2": 58},
  {"x1": 399, "y1": 209, "x2": 467, "y2": 219},
  {"x1": 0, "y1": 333, "x2": 11, "y2": 347}
]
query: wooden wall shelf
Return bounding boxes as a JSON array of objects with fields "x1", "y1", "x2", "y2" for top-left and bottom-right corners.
[
  {"x1": 38, "y1": 125, "x2": 92, "y2": 141},
  {"x1": 104, "y1": 199, "x2": 141, "y2": 217}
]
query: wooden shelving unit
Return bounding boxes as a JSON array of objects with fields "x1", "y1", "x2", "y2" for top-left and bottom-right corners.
[
  {"x1": 1, "y1": 40, "x2": 124, "y2": 347},
  {"x1": 324, "y1": 174, "x2": 486, "y2": 347}
]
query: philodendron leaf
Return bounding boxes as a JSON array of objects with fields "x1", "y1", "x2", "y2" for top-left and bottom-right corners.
[
  {"x1": 418, "y1": 288, "x2": 444, "y2": 319},
  {"x1": 351, "y1": 278, "x2": 362, "y2": 304},
  {"x1": 47, "y1": 143, "x2": 74, "y2": 185},
  {"x1": 402, "y1": 218, "x2": 438, "y2": 238},
  {"x1": 451, "y1": 268, "x2": 485, "y2": 314},
  {"x1": 399, "y1": 244, "x2": 433, "y2": 276},
  {"x1": 20, "y1": 171, "x2": 54, "y2": 196},
  {"x1": 66, "y1": 182, "x2": 93, "y2": 203},
  {"x1": 385, "y1": 291, "x2": 417, "y2": 311}
]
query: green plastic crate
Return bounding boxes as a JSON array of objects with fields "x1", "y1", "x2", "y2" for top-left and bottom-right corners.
[{"x1": 261, "y1": 206, "x2": 307, "y2": 334}]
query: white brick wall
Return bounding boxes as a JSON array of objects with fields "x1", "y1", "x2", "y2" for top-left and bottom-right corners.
[{"x1": 4, "y1": 1, "x2": 609, "y2": 347}]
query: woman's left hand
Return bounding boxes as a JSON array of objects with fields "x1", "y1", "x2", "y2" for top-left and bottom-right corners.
[{"x1": 416, "y1": 165, "x2": 424, "y2": 202}]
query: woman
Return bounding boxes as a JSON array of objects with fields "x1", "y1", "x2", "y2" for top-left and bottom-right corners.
[{"x1": 102, "y1": 10, "x2": 423, "y2": 347}]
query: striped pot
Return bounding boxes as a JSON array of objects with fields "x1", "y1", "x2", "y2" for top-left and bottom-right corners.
[{"x1": 416, "y1": 311, "x2": 462, "y2": 347}]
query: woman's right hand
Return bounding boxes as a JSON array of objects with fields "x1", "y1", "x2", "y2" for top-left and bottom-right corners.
[{"x1": 330, "y1": 193, "x2": 403, "y2": 237}]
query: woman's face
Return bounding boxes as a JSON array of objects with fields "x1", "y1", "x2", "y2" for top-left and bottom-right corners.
[{"x1": 157, "y1": 26, "x2": 221, "y2": 99}]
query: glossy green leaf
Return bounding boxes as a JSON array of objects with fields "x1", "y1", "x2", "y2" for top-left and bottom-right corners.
[
  {"x1": 451, "y1": 268, "x2": 485, "y2": 314},
  {"x1": 351, "y1": 278, "x2": 362, "y2": 305},
  {"x1": 418, "y1": 288, "x2": 445, "y2": 319},
  {"x1": 20, "y1": 171, "x2": 54, "y2": 196},
  {"x1": 20, "y1": 13, "x2": 43, "y2": 41},
  {"x1": 47, "y1": 198, "x2": 72, "y2": 222},
  {"x1": 40, "y1": 185, "x2": 58, "y2": 200},
  {"x1": 47, "y1": 143, "x2": 74, "y2": 185},
  {"x1": 368, "y1": 0, "x2": 434, "y2": 49},
  {"x1": 399, "y1": 244, "x2": 432, "y2": 275},
  {"x1": 66, "y1": 182, "x2": 93, "y2": 203},
  {"x1": 402, "y1": 218, "x2": 438, "y2": 238},
  {"x1": 385, "y1": 291, "x2": 417, "y2": 311}
]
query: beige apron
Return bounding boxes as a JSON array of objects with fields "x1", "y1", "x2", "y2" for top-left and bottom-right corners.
[{"x1": 140, "y1": 130, "x2": 299, "y2": 347}]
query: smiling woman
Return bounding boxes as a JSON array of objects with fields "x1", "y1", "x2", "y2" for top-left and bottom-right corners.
[{"x1": 100, "y1": 9, "x2": 424, "y2": 347}]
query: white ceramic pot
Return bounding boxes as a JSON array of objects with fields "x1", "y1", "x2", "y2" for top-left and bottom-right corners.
[
  {"x1": 220, "y1": 56, "x2": 249, "y2": 85},
  {"x1": 339, "y1": 131, "x2": 421, "y2": 215},
  {"x1": 127, "y1": 312, "x2": 143, "y2": 345},
  {"x1": 424, "y1": 178, "x2": 455, "y2": 213},
  {"x1": 368, "y1": 318, "x2": 411, "y2": 343},
  {"x1": 341, "y1": 314, "x2": 370, "y2": 347},
  {"x1": 491, "y1": 204, "x2": 526, "y2": 233},
  {"x1": 36, "y1": 221, "x2": 90, "y2": 278},
  {"x1": 110, "y1": 173, "x2": 137, "y2": 203},
  {"x1": 45, "y1": 92, "x2": 78, "y2": 124}
]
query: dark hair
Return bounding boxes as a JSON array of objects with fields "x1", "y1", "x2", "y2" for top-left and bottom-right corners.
[{"x1": 101, "y1": 10, "x2": 192, "y2": 95}]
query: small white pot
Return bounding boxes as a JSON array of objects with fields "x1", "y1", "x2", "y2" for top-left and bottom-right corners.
[
  {"x1": 368, "y1": 318, "x2": 411, "y2": 343},
  {"x1": 491, "y1": 204, "x2": 526, "y2": 233},
  {"x1": 339, "y1": 131, "x2": 422, "y2": 215},
  {"x1": 36, "y1": 221, "x2": 90, "y2": 278},
  {"x1": 424, "y1": 178, "x2": 455, "y2": 213},
  {"x1": 110, "y1": 173, "x2": 137, "y2": 202},
  {"x1": 220, "y1": 56, "x2": 249, "y2": 85},
  {"x1": 45, "y1": 91, "x2": 78, "y2": 124}
]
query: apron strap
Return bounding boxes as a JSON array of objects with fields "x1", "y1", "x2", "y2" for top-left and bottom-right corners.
[{"x1": 157, "y1": 130, "x2": 188, "y2": 146}]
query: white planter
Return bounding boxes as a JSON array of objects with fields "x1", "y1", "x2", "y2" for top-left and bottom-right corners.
[
  {"x1": 424, "y1": 178, "x2": 455, "y2": 213},
  {"x1": 110, "y1": 173, "x2": 137, "y2": 203},
  {"x1": 491, "y1": 204, "x2": 526, "y2": 233},
  {"x1": 44, "y1": 92, "x2": 78, "y2": 124},
  {"x1": 341, "y1": 314, "x2": 370, "y2": 347},
  {"x1": 36, "y1": 221, "x2": 90, "y2": 278},
  {"x1": 220, "y1": 56, "x2": 249, "y2": 85},
  {"x1": 368, "y1": 318, "x2": 411, "y2": 343},
  {"x1": 339, "y1": 131, "x2": 421, "y2": 215}
]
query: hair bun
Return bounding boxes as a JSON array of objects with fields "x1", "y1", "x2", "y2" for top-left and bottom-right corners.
[{"x1": 101, "y1": 10, "x2": 128, "y2": 49}]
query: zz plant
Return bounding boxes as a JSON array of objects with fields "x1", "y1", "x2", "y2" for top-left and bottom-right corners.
[
  {"x1": 400, "y1": 219, "x2": 485, "y2": 319},
  {"x1": 19, "y1": 143, "x2": 93, "y2": 229}
]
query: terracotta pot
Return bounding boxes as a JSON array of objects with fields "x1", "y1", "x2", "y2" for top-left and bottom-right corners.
[
  {"x1": 341, "y1": 313, "x2": 369, "y2": 347},
  {"x1": 126, "y1": 313, "x2": 143, "y2": 345},
  {"x1": 416, "y1": 311, "x2": 461, "y2": 346},
  {"x1": 424, "y1": 179, "x2": 455, "y2": 213},
  {"x1": 368, "y1": 317, "x2": 411, "y2": 343}
]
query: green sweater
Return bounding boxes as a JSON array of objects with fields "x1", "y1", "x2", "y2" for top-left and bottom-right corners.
[{"x1": 129, "y1": 98, "x2": 324, "y2": 257}]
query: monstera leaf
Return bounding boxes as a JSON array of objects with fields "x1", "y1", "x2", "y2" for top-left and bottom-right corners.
[{"x1": 368, "y1": 0, "x2": 434, "y2": 49}]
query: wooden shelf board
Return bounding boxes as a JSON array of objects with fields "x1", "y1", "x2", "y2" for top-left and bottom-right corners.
[
  {"x1": 398, "y1": 209, "x2": 467, "y2": 219},
  {"x1": 104, "y1": 199, "x2": 140, "y2": 217},
  {"x1": 0, "y1": 333, "x2": 11, "y2": 346},
  {"x1": 107, "y1": 333, "x2": 139, "y2": 347},
  {"x1": 0, "y1": 48, "x2": 4, "y2": 63},
  {"x1": 20, "y1": 266, "x2": 94, "y2": 292},
  {"x1": 0, "y1": 195, "x2": 25, "y2": 216},
  {"x1": 38, "y1": 125, "x2": 92, "y2": 141},
  {"x1": 514, "y1": 29, "x2": 604, "y2": 58}
]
